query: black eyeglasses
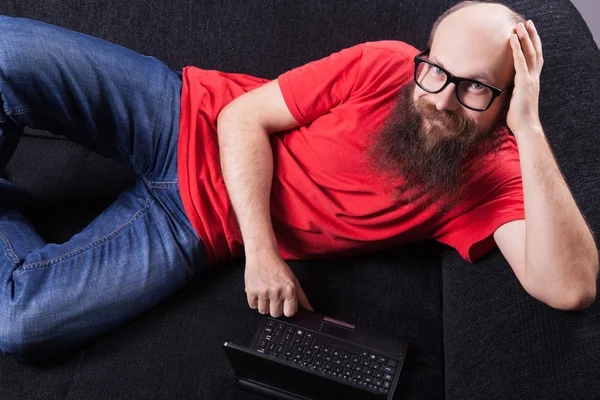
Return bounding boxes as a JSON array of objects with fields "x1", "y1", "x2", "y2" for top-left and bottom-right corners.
[{"x1": 413, "y1": 48, "x2": 512, "y2": 112}]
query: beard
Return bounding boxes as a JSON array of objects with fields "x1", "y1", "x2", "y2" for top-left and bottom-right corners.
[{"x1": 366, "y1": 81, "x2": 509, "y2": 214}]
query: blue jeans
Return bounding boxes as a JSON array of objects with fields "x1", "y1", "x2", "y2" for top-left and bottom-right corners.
[{"x1": 0, "y1": 15, "x2": 208, "y2": 362}]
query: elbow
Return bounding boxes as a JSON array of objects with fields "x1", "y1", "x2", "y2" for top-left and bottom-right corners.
[
  {"x1": 525, "y1": 266, "x2": 598, "y2": 312},
  {"x1": 560, "y1": 287, "x2": 596, "y2": 311},
  {"x1": 548, "y1": 284, "x2": 596, "y2": 311}
]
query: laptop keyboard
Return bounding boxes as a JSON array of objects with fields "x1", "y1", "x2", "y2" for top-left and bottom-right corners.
[{"x1": 254, "y1": 319, "x2": 400, "y2": 396}]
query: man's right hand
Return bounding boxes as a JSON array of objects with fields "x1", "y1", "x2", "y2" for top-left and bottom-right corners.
[{"x1": 245, "y1": 249, "x2": 314, "y2": 318}]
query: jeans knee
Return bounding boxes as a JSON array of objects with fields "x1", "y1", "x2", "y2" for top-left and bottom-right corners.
[
  {"x1": 0, "y1": 311, "x2": 61, "y2": 362},
  {"x1": 0, "y1": 311, "x2": 28, "y2": 361},
  {"x1": 0, "y1": 16, "x2": 56, "y2": 84}
]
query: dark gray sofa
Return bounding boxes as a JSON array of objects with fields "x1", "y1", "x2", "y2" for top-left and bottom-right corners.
[{"x1": 1, "y1": 0, "x2": 599, "y2": 399}]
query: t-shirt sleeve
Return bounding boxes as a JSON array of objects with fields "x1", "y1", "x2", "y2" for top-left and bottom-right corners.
[
  {"x1": 277, "y1": 43, "x2": 364, "y2": 126},
  {"x1": 432, "y1": 132, "x2": 525, "y2": 264}
]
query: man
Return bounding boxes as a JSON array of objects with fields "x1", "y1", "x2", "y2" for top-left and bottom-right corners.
[{"x1": 0, "y1": 1, "x2": 597, "y2": 362}]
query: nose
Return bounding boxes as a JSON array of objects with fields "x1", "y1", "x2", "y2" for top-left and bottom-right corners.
[{"x1": 434, "y1": 83, "x2": 460, "y2": 111}]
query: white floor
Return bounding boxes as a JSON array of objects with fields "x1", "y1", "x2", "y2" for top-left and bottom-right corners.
[{"x1": 571, "y1": 0, "x2": 599, "y2": 47}]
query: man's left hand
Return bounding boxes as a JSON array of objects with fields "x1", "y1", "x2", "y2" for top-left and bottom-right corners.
[{"x1": 506, "y1": 20, "x2": 544, "y2": 136}]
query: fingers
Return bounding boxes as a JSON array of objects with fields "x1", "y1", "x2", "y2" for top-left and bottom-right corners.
[
  {"x1": 510, "y1": 34, "x2": 528, "y2": 77},
  {"x1": 248, "y1": 294, "x2": 258, "y2": 310},
  {"x1": 258, "y1": 296, "x2": 269, "y2": 315},
  {"x1": 526, "y1": 20, "x2": 544, "y2": 68},
  {"x1": 283, "y1": 283, "x2": 298, "y2": 317},
  {"x1": 515, "y1": 22, "x2": 537, "y2": 73}
]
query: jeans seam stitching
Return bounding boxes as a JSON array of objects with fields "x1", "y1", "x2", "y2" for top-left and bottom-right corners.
[
  {"x1": 12, "y1": 195, "x2": 155, "y2": 276},
  {"x1": 0, "y1": 231, "x2": 20, "y2": 265},
  {"x1": 4, "y1": 105, "x2": 80, "y2": 126},
  {"x1": 148, "y1": 182, "x2": 178, "y2": 188}
]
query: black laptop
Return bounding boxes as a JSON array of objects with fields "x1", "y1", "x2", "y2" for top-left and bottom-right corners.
[{"x1": 222, "y1": 308, "x2": 409, "y2": 400}]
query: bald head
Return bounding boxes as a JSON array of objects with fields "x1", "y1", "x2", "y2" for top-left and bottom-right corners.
[
  {"x1": 412, "y1": 1, "x2": 527, "y2": 141},
  {"x1": 430, "y1": 3, "x2": 520, "y2": 91},
  {"x1": 428, "y1": 1, "x2": 526, "y2": 48}
]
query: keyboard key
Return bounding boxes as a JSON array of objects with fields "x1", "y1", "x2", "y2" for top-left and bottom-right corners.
[
  {"x1": 351, "y1": 356, "x2": 360, "y2": 363},
  {"x1": 258, "y1": 340, "x2": 267, "y2": 347},
  {"x1": 294, "y1": 344, "x2": 302, "y2": 352},
  {"x1": 302, "y1": 354, "x2": 313, "y2": 363},
  {"x1": 361, "y1": 351, "x2": 369, "y2": 358},
  {"x1": 370, "y1": 361, "x2": 380, "y2": 369},
  {"x1": 332, "y1": 349, "x2": 340, "y2": 357},
  {"x1": 387, "y1": 358, "x2": 399, "y2": 368},
  {"x1": 369, "y1": 354, "x2": 377, "y2": 361},
  {"x1": 286, "y1": 326, "x2": 294, "y2": 334},
  {"x1": 363, "y1": 368, "x2": 372, "y2": 375},
  {"x1": 267, "y1": 342, "x2": 276, "y2": 351},
  {"x1": 293, "y1": 351, "x2": 302, "y2": 360},
  {"x1": 316, "y1": 335, "x2": 360, "y2": 355},
  {"x1": 381, "y1": 365, "x2": 396, "y2": 374},
  {"x1": 353, "y1": 365, "x2": 362, "y2": 372},
  {"x1": 333, "y1": 365, "x2": 342, "y2": 373},
  {"x1": 322, "y1": 346, "x2": 331, "y2": 353},
  {"x1": 383, "y1": 380, "x2": 391, "y2": 389},
  {"x1": 256, "y1": 347, "x2": 265, "y2": 353},
  {"x1": 361, "y1": 358, "x2": 370, "y2": 367},
  {"x1": 296, "y1": 329, "x2": 304, "y2": 337},
  {"x1": 273, "y1": 330, "x2": 281, "y2": 337},
  {"x1": 378, "y1": 356, "x2": 387, "y2": 364},
  {"x1": 315, "y1": 352, "x2": 322, "y2": 359},
  {"x1": 364, "y1": 376, "x2": 373, "y2": 383},
  {"x1": 352, "y1": 372, "x2": 362, "y2": 380},
  {"x1": 342, "y1": 367, "x2": 352, "y2": 377},
  {"x1": 373, "y1": 378, "x2": 383, "y2": 386},
  {"x1": 264, "y1": 327, "x2": 273, "y2": 334},
  {"x1": 275, "y1": 345, "x2": 283, "y2": 353},
  {"x1": 343, "y1": 361, "x2": 352, "y2": 369},
  {"x1": 266, "y1": 320, "x2": 276, "y2": 328},
  {"x1": 379, "y1": 387, "x2": 389, "y2": 394},
  {"x1": 275, "y1": 322, "x2": 284, "y2": 330},
  {"x1": 302, "y1": 339, "x2": 312, "y2": 346},
  {"x1": 324, "y1": 362, "x2": 332, "y2": 370},
  {"x1": 374, "y1": 371, "x2": 383, "y2": 378},
  {"x1": 383, "y1": 373, "x2": 393, "y2": 381}
]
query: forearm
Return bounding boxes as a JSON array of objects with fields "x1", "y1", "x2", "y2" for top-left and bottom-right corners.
[
  {"x1": 515, "y1": 127, "x2": 599, "y2": 308},
  {"x1": 217, "y1": 111, "x2": 279, "y2": 258}
]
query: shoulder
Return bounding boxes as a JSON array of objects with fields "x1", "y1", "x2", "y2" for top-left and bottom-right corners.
[
  {"x1": 351, "y1": 40, "x2": 419, "y2": 92},
  {"x1": 362, "y1": 40, "x2": 420, "y2": 61}
]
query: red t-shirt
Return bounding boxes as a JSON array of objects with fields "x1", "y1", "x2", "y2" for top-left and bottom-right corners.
[{"x1": 177, "y1": 40, "x2": 525, "y2": 267}]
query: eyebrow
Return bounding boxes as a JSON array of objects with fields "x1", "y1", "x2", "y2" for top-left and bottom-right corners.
[{"x1": 429, "y1": 56, "x2": 494, "y2": 85}]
